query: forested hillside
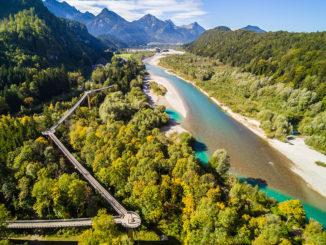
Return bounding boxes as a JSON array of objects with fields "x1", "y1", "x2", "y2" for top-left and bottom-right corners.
[
  {"x1": 0, "y1": 58, "x2": 144, "y2": 242},
  {"x1": 160, "y1": 53, "x2": 326, "y2": 153},
  {"x1": 187, "y1": 28, "x2": 326, "y2": 99},
  {"x1": 0, "y1": 51, "x2": 325, "y2": 243},
  {"x1": 176, "y1": 28, "x2": 326, "y2": 153},
  {"x1": 0, "y1": 3, "x2": 325, "y2": 241},
  {"x1": 0, "y1": 0, "x2": 111, "y2": 115}
]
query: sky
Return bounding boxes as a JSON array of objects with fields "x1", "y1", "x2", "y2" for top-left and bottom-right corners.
[{"x1": 59, "y1": 0, "x2": 326, "y2": 32}]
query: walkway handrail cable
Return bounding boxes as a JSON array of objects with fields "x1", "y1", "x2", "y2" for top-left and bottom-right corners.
[{"x1": 50, "y1": 85, "x2": 113, "y2": 131}]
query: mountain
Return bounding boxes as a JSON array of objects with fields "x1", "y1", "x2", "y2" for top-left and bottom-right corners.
[
  {"x1": 178, "y1": 22, "x2": 206, "y2": 42},
  {"x1": 131, "y1": 14, "x2": 183, "y2": 43},
  {"x1": 0, "y1": 0, "x2": 111, "y2": 72},
  {"x1": 241, "y1": 25, "x2": 266, "y2": 33},
  {"x1": 0, "y1": 0, "x2": 114, "y2": 113},
  {"x1": 86, "y1": 8, "x2": 148, "y2": 46},
  {"x1": 87, "y1": 8, "x2": 128, "y2": 36},
  {"x1": 43, "y1": 0, "x2": 205, "y2": 46},
  {"x1": 43, "y1": 0, "x2": 95, "y2": 23},
  {"x1": 97, "y1": 34, "x2": 129, "y2": 49}
]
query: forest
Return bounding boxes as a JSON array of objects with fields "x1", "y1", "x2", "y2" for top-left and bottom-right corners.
[
  {"x1": 186, "y1": 28, "x2": 326, "y2": 100},
  {"x1": 160, "y1": 51, "x2": 326, "y2": 154},
  {"x1": 0, "y1": 0, "x2": 112, "y2": 115},
  {"x1": 0, "y1": 1, "x2": 326, "y2": 242},
  {"x1": 0, "y1": 54, "x2": 325, "y2": 244},
  {"x1": 183, "y1": 28, "x2": 326, "y2": 153}
]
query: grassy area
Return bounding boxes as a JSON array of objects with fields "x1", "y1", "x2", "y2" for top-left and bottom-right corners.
[
  {"x1": 116, "y1": 50, "x2": 156, "y2": 64},
  {"x1": 117, "y1": 53, "x2": 133, "y2": 60},
  {"x1": 315, "y1": 161, "x2": 326, "y2": 167}
]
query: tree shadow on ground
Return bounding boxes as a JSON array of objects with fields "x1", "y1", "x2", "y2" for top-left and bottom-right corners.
[
  {"x1": 194, "y1": 140, "x2": 208, "y2": 152},
  {"x1": 240, "y1": 177, "x2": 268, "y2": 188}
]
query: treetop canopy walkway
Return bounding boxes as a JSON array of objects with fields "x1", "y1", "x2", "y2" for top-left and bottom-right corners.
[{"x1": 6, "y1": 86, "x2": 141, "y2": 229}]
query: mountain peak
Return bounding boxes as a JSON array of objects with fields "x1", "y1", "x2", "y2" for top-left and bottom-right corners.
[
  {"x1": 165, "y1": 19, "x2": 175, "y2": 26},
  {"x1": 43, "y1": 0, "x2": 95, "y2": 24},
  {"x1": 181, "y1": 22, "x2": 205, "y2": 32},
  {"x1": 214, "y1": 26, "x2": 231, "y2": 31},
  {"x1": 143, "y1": 13, "x2": 155, "y2": 18},
  {"x1": 84, "y1": 11, "x2": 95, "y2": 18},
  {"x1": 141, "y1": 13, "x2": 159, "y2": 22},
  {"x1": 98, "y1": 8, "x2": 110, "y2": 17},
  {"x1": 240, "y1": 25, "x2": 266, "y2": 33},
  {"x1": 96, "y1": 7, "x2": 127, "y2": 22},
  {"x1": 44, "y1": 0, "x2": 206, "y2": 45}
]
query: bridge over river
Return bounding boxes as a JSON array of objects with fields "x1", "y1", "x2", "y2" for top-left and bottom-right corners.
[{"x1": 6, "y1": 86, "x2": 141, "y2": 229}]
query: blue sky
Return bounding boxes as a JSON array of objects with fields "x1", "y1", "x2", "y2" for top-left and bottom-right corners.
[{"x1": 61, "y1": 0, "x2": 326, "y2": 32}]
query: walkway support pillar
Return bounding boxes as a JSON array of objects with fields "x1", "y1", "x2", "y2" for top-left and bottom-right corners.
[
  {"x1": 128, "y1": 229, "x2": 134, "y2": 241},
  {"x1": 87, "y1": 93, "x2": 91, "y2": 110}
]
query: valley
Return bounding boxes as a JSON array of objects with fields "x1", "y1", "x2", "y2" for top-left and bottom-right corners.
[
  {"x1": 0, "y1": 0, "x2": 326, "y2": 244},
  {"x1": 144, "y1": 51, "x2": 326, "y2": 227}
]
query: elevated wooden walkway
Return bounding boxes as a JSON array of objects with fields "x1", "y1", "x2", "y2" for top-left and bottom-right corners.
[{"x1": 7, "y1": 87, "x2": 141, "y2": 229}]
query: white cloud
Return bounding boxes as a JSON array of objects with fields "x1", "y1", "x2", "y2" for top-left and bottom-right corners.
[{"x1": 59, "y1": 0, "x2": 206, "y2": 24}]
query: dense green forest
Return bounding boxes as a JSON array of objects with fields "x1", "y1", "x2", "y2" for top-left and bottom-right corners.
[
  {"x1": 51, "y1": 57, "x2": 326, "y2": 244},
  {"x1": 186, "y1": 28, "x2": 326, "y2": 99},
  {"x1": 0, "y1": 0, "x2": 112, "y2": 115},
  {"x1": 160, "y1": 37, "x2": 326, "y2": 153},
  {"x1": 4, "y1": 57, "x2": 326, "y2": 244},
  {"x1": 0, "y1": 2, "x2": 325, "y2": 241}
]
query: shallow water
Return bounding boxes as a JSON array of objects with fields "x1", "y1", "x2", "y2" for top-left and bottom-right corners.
[
  {"x1": 166, "y1": 109, "x2": 183, "y2": 122},
  {"x1": 147, "y1": 63, "x2": 326, "y2": 226}
]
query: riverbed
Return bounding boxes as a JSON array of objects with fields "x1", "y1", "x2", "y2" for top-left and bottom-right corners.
[{"x1": 144, "y1": 56, "x2": 326, "y2": 226}]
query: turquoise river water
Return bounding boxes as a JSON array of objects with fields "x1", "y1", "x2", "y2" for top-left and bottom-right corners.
[{"x1": 145, "y1": 62, "x2": 326, "y2": 227}]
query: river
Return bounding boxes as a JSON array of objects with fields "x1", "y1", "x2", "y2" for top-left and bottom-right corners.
[{"x1": 145, "y1": 62, "x2": 326, "y2": 227}]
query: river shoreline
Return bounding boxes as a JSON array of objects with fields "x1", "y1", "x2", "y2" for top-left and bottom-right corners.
[
  {"x1": 146, "y1": 51, "x2": 326, "y2": 198},
  {"x1": 143, "y1": 54, "x2": 188, "y2": 136}
]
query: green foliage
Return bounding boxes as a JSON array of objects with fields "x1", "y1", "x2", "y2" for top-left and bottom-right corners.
[
  {"x1": 278, "y1": 200, "x2": 306, "y2": 226},
  {"x1": 209, "y1": 149, "x2": 230, "y2": 176},
  {"x1": 0, "y1": 204, "x2": 11, "y2": 239},
  {"x1": 116, "y1": 50, "x2": 156, "y2": 64},
  {"x1": 79, "y1": 209, "x2": 132, "y2": 245},
  {"x1": 160, "y1": 53, "x2": 326, "y2": 152},
  {"x1": 315, "y1": 161, "x2": 326, "y2": 167},
  {"x1": 1, "y1": 135, "x2": 96, "y2": 220},
  {"x1": 0, "y1": 52, "x2": 323, "y2": 243},
  {"x1": 179, "y1": 29, "x2": 326, "y2": 152},
  {"x1": 0, "y1": 115, "x2": 39, "y2": 163},
  {"x1": 303, "y1": 219, "x2": 326, "y2": 244},
  {"x1": 99, "y1": 91, "x2": 136, "y2": 122},
  {"x1": 149, "y1": 81, "x2": 167, "y2": 95},
  {"x1": 65, "y1": 60, "x2": 321, "y2": 243},
  {"x1": 0, "y1": 1, "x2": 112, "y2": 114},
  {"x1": 187, "y1": 29, "x2": 326, "y2": 98}
]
